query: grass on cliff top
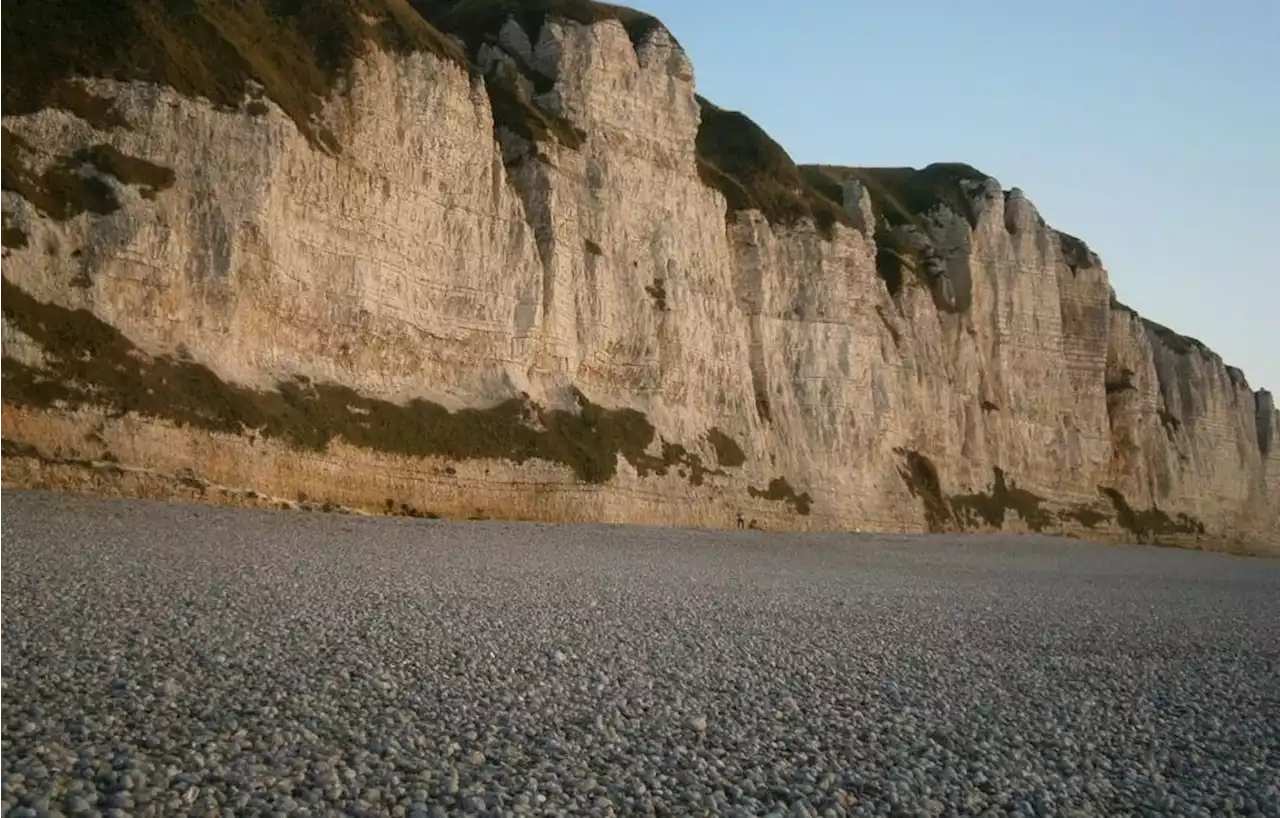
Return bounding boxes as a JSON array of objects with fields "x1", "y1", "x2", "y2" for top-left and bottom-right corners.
[
  {"x1": 695, "y1": 96, "x2": 851, "y2": 239},
  {"x1": 1, "y1": 0, "x2": 466, "y2": 151},
  {"x1": 1142, "y1": 317, "x2": 1213, "y2": 358},
  {"x1": 1055, "y1": 229, "x2": 1100, "y2": 272},
  {"x1": 416, "y1": 0, "x2": 667, "y2": 53},
  {"x1": 803, "y1": 163, "x2": 991, "y2": 231}
]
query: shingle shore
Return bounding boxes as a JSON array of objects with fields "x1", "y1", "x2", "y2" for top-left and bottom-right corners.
[{"x1": 3, "y1": 490, "x2": 1277, "y2": 817}]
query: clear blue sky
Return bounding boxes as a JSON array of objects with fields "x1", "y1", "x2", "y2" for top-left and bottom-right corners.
[{"x1": 638, "y1": 0, "x2": 1278, "y2": 394}]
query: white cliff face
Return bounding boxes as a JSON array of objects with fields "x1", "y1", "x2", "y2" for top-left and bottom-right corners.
[
  {"x1": 2, "y1": 49, "x2": 544, "y2": 407},
  {"x1": 2, "y1": 15, "x2": 1276, "y2": 552}
]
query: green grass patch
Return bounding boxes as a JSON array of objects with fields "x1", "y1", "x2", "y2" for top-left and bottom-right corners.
[
  {"x1": 1, "y1": 278, "x2": 714, "y2": 486},
  {"x1": 694, "y1": 97, "x2": 850, "y2": 240},
  {"x1": 1, "y1": 0, "x2": 467, "y2": 152},
  {"x1": 25, "y1": 81, "x2": 131, "y2": 130},
  {"x1": 895, "y1": 449, "x2": 1118, "y2": 535},
  {"x1": 385, "y1": 498, "x2": 441, "y2": 518}
]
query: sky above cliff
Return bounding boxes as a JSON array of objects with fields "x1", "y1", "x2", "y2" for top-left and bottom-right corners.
[{"x1": 643, "y1": 0, "x2": 1278, "y2": 393}]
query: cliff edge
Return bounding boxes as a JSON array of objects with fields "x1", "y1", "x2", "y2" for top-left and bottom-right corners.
[{"x1": 3, "y1": 0, "x2": 1277, "y2": 553}]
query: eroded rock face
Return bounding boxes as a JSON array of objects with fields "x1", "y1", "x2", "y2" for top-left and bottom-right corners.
[{"x1": 2, "y1": 6, "x2": 1276, "y2": 552}]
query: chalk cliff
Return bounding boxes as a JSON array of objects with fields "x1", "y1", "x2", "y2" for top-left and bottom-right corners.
[{"x1": 3, "y1": 1, "x2": 1276, "y2": 553}]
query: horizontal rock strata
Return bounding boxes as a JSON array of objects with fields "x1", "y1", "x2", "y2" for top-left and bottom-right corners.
[{"x1": 2, "y1": 1, "x2": 1276, "y2": 553}]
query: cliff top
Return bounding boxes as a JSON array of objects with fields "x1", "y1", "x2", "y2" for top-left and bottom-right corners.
[
  {"x1": 803, "y1": 163, "x2": 992, "y2": 230},
  {"x1": 417, "y1": 0, "x2": 669, "y2": 52},
  {"x1": 1, "y1": 0, "x2": 467, "y2": 151},
  {"x1": 693, "y1": 97, "x2": 850, "y2": 239}
]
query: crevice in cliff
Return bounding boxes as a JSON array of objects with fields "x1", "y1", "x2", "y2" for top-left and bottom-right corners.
[
  {"x1": 1105, "y1": 367, "x2": 1137, "y2": 395},
  {"x1": 894, "y1": 449, "x2": 953, "y2": 533},
  {"x1": 746, "y1": 316, "x2": 772, "y2": 424},
  {"x1": 484, "y1": 64, "x2": 586, "y2": 151},
  {"x1": 499, "y1": 147, "x2": 556, "y2": 272},
  {"x1": 1257, "y1": 390, "x2": 1275, "y2": 456}
]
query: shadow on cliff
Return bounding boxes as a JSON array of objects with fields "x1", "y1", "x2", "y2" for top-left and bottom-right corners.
[
  {"x1": 0, "y1": 278, "x2": 756, "y2": 489},
  {"x1": 895, "y1": 448, "x2": 1206, "y2": 545}
]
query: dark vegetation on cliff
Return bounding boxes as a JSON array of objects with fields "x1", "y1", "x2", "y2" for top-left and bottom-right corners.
[
  {"x1": 1143, "y1": 317, "x2": 1213, "y2": 358},
  {"x1": 1056, "y1": 230, "x2": 1100, "y2": 273},
  {"x1": 801, "y1": 163, "x2": 990, "y2": 300},
  {"x1": 0, "y1": 278, "x2": 757, "y2": 491},
  {"x1": 0, "y1": 0, "x2": 644, "y2": 161},
  {"x1": 805, "y1": 163, "x2": 990, "y2": 230},
  {"x1": 895, "y1": 450, "x2": 1203, "y2": 543},
  {"x1": 748, "y1": 477, "x2": 812, "y2": 516},
  {"x1": 483, "y1": 64, "x2": 586, "y2": 152},
  {"x1": 706, "y1": 427, "x2": 746, "y2": 468},
  {"x1": 693, "y1": 97, "x2": 851, "y2": 240},
  {"x1": 415, "y1": 0, "x2": 666, "y2": 53},
  {"x1": 2, "y1": 129, "x2": 176, "y2": 222},
  {"x1": 1, "y1": 214, "x2": 29, "y2": 250},
  {"x1": 1, "y1": 0, "x2": 467, "y2": 152},
  {"x1": 416, "y1": 1, "x2": 675, "y2": 155}
]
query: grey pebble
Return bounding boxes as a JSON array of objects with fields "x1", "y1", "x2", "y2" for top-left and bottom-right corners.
[{"x1": 3, "y1": 491, "x2": 1278, "y2": 816}]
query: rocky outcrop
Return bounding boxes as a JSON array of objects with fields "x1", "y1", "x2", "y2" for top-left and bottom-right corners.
[{"x1": 3, "y1": 1, "x2": 1276, "y2": 553}]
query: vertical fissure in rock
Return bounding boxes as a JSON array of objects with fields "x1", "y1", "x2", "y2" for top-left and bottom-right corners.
[{"x1": 1257, "y1": 390, "x2": 1275, "y2": 456}]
